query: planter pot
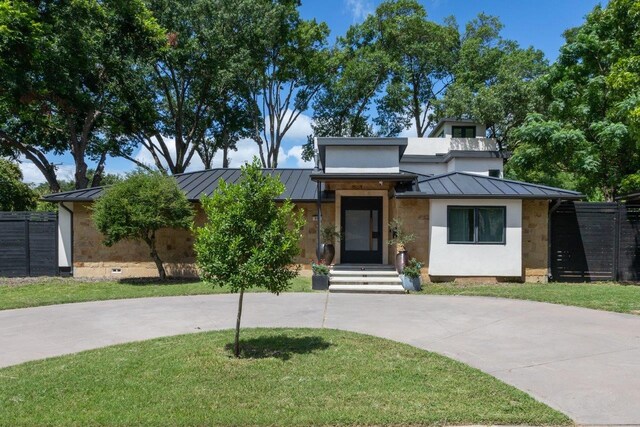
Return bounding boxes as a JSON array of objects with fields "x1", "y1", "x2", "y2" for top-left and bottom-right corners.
[
  {"x1": 395, "y1": 250, "x2": 408, "y2": 273},
  {"x1": 317, "y1": 243, "x2": 335, "y2": 265},
  {"x1": 401, "y1": 275, "x2": 422, "y2": 292},
  {"x1": 312, "y1": 274, "x2": 329, "y2": 290}
]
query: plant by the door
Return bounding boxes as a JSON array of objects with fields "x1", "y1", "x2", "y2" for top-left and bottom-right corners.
[
  {"x1": 401, "y1": 258, "x2": 423, "y2": 291},
  {"x1": 388, "y1": 218, "x2": 416, "y2": 273},
  {"x1": 317, "y1": 223, "x2": 342, "y2": 265},
  {"x1": 311, "y1": 261, "x2": 330, "y2": 290}
]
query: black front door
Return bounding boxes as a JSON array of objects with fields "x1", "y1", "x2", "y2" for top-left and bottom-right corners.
[{"x1": 340, "y1": 197, "x2": 383, "y2": 264}]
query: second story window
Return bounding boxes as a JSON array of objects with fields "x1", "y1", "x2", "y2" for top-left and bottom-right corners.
[{"x1": 452, "y1": 126, "x2": 476, "y2": 138}]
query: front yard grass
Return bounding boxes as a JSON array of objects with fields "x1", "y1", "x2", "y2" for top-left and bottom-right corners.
[
  {"x1": 0, "y1": 328, "x2": 571, "y2": 426},
  {"x1": 0, "y1": 276, "x2": 312, "y2": 311},
  {"x1": 420, "y1": 281, "x2": 640, "y2": 315}
]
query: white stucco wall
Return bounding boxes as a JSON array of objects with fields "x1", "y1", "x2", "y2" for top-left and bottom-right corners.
[
  {"x1": 58, "y1": 202, "x2": 73, "y2": 268},
  {"x1": 404, "y1": 137, "x2": 498, "y2": 156},
  {"x1": 428, "y1": 199, "x2": 522, "y2": 277},
  {"x1": 446, "y1": 158, "x2": 503, "y2": 176},
  {"x1": 325, "y1": 145, "x2": 399, "y2": 173},
  {"x1": 399, "y1": 162, "x2": 448, "y2": 176}
]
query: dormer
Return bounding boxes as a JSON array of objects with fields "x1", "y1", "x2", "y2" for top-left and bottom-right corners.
[
  {"x1": 316, "y1": 137, "x2": 407, "y2": 174},
  {"x1": 428, "y1": 118, "x2": 486, "y2": 139}
]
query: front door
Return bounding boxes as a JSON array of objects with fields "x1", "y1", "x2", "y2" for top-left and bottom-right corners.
[{"x1": 340, "y1": 197, "x2": 383, "y2": 264}]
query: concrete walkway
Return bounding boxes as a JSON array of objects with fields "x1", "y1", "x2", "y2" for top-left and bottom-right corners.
[{"x1": 1, "y1": 293, "x2": 639, "y2": 425}]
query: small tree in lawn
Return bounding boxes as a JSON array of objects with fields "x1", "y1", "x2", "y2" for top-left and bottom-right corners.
[
  {"x1": 92, "y1": 171, "x2": 194, "y2": 280},
  {"x1": 195, "y1": 158, "x2": 305, "y2": 357}
]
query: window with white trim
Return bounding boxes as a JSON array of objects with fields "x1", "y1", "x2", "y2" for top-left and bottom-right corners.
[{"x1": 447, "y1": 206, "x2": 506, "y2": 244}]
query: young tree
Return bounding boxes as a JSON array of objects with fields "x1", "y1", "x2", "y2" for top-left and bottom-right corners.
[
  {"x1": 0, "y1": 158, "x2": 36, "y2": 211},
  {"x1": 195, "y1": 158, "x2": 304, "y2": 357},
  {"x1": 0, "y1": 0, "x2": 164, "y2": 191},
  {"x1": 92, "y1": 171, "x2": 194, "y2": 280}
]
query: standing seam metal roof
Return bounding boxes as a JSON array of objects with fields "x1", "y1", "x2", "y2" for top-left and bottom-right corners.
[
  {"x1": 42, "y1": 169, "x2": 582, "y2": 202},
  {"x1": 406, "y1": 172, "x2": 583, "y2": 199},
  {"x1": 42, "y1": 169, "x2": 319, "y2": 202}
]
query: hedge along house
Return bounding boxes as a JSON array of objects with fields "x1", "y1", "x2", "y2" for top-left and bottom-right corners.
[{"x1": 45, "y1": 119, "x2": 582, "y2": 287}]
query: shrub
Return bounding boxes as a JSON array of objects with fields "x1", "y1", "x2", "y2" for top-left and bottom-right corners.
[
  {"x1": 403, "y1": 258, "x2": 423, "y2": 279},
  {"x1": 92, "y1": 171, "x2": 194, "y2": 280}
]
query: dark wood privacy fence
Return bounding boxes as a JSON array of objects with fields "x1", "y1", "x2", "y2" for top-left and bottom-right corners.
[
  {"x1": 0, "y1": 212, "x2": 57, "y2": 277},
  {"x1": 550, "y1": 201, "x2": 640, "y2": 282}
]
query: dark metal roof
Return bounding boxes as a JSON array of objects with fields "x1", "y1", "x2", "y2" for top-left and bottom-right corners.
[
  {"x1": 43, "y1": 168, "x2": 319, "y2": 203},
  {"x1": 395, "y1": 172, "x2": 583, "y2": 199},
  {"x1": 615, "y1": 192, "x2": 640, "y2": 201},
  {"x1": 43, "y1": 169, "x2": 583, "y2": 203}
]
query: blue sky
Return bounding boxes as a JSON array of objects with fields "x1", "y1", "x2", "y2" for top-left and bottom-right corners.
[{"x1": 21, "y1": 0, "x2": 605, "y2": 184}]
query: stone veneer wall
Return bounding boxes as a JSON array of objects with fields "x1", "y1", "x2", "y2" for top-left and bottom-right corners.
[
  {"x1": 73, "y1": 202, "x2": 204, "y2": 278},
  {"x1": 522, "y1": 199, "x2": 549, "y2": 283},
  {"x1": 390, "y1": 198, "x2": 430, "y2": 280},
  {"x1": 73, "y1": 201, "x2": 332, "y2": 278}
]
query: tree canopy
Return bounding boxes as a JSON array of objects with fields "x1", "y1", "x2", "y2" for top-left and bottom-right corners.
[
  {"x1": 509, "y1": 0, "x2": 640, "y2": 200},
  {"x1": 0, "y1": 0, "x2": 164, "y2": 192},
  {"x1": 0, "y1": 158, "x2": 37, "y2": 211}
]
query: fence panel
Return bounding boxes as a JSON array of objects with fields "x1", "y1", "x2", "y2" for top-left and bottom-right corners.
[
  {"x1": 618, "y1": 203, "x2": 640, "y2": 282},
  {"x1": 0, "y1": 212, "x2": 57, "y2": 277},
  {"x1": 550, "y1": 202, "x2": 618, "y2": 282}
]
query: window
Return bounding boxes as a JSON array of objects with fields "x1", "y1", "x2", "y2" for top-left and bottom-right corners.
[
  {"x1": 488, "y1": 169, "x2": 501, "y2": 178},
  {"x1": 451, "y1": 126, "x2": 476, "y2": 138},
  {"x1": 447, "y1": 206, "x2": 506, "y2": 244}
]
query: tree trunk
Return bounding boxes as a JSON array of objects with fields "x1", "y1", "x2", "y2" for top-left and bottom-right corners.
[
  {"x1": 234, "y1": 289, "x2": 245, "y2": 358},
  {"x1": 146, "y1": 232, "x2": 166, "y2": 280},
  {"x1": 223, "y1": 146, "x2": 229, "y2": 168}
]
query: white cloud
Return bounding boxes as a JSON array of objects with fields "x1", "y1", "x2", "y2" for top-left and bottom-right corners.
[
  {"x1": 261, "y1": 110, "x2": 313, "y2": 142},
  {"x1": 283, "y1": 145, "x2": 314, "y2": 168},
  {"x1": 17, "y1": 158, "x2": 75, "y2": 185},
  {"x1": 398, "y1": 121, "x2": 418, "y2": 138},
  {"x1": 345, "y1": 0, "x2": 374, "y2": 22}
]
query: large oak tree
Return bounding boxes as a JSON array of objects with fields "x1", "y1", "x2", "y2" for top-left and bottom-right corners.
[{"x1": 0, "y1": 0, "x2": 164, "y2": 191}]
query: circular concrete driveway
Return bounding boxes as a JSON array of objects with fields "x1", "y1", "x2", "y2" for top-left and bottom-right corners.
[{"x1": 1, "y1": 293, "x2": 639, "y2": 425}]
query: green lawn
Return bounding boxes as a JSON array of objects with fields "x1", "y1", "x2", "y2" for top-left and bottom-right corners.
[
  {"x1": 0, "y1": 328, "x2": 570, "y2": 426},
  {"x1": 420, "y1": 281, "x2": 640, "y2": 315},
  {"x1": 0, "y1": 276, "x2": 311, "y2": 311}
]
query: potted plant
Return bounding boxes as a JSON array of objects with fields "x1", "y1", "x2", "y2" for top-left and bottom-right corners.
[
  {"x1": 317, "y1": 223, "x2": 342, "y2": 265},
  {"x1": 388, "y1": 218, "x2": 416, "y2": 273},
  {"x1": 311, "y1": 261, "x2": 330, "y2": 290},
  {"x1": 401, "y1": 258, "x2": 423, "y2": 291}
]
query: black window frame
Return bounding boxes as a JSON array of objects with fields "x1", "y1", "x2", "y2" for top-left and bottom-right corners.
[
  {"x1": 451, "y1": 125, "x2": 476, "y2": 138},
  {"x1": 447, "y1": 206, "x2": 507, "y2": 245}
]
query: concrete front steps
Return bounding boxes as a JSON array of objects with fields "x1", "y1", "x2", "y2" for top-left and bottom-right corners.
[{"x1": 329, "y1": 264, "x2": 405, "y2": 294}]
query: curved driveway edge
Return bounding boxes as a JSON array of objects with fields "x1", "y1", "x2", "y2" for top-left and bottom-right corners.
[{"x1": 1, "y1": 293, "x2": 639, "y2": 425}]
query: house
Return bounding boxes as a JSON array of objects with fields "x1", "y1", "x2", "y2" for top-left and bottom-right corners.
[{"x1": 44, "y1": 119, "x2": 582, "y2": 285}]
